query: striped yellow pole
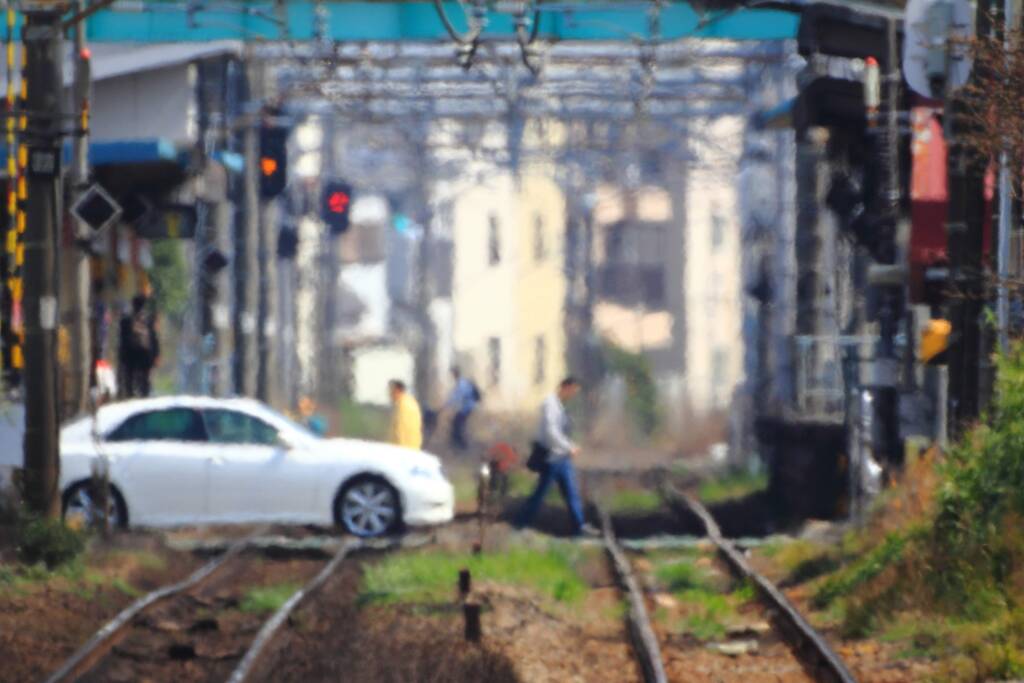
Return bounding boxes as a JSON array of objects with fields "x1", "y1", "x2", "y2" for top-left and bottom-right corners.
[
  {"x1": 9, "y1": 19, "x2": 24, "y2": 372},
  {"x1": 1, "y1": 1, "x2": 13, "y2": 376}
]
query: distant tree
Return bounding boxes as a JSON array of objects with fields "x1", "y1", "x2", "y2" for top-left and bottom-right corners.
[
  {"x1": 961, "y1": 19, "x2": 1024, "y2": 170},
  {"x1": 148, "y1": 239, "x2": 189, "y2": 322}
]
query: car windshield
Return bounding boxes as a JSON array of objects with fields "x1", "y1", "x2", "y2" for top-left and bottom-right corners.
[{"x1": 255, "y1": 406, "x2": 322, "y2": 445}]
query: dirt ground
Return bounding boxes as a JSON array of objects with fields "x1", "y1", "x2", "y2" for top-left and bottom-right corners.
[
  {"x1": 80, "y1": 554, "x2": 326, "y2": 683},
  {"x1": 0, "y1": 535, "x2": 202, "y2": 683},
  {"x1": 255, "y1": 548, "x2": 641, "y2": 683},
  {"x1": 253, "y1": 558, "x2": 521, "y2": 683}
]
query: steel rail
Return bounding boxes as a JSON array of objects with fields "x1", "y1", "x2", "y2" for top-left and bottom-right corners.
[
  {"x1": 662, "y1": 486, "x2": 858, "y2": 683},
  {"x1": 43, "y1": 530, "x2": 263, "y2": 683},
  {"x1": 599, "y1": 507, "x2": 669, "y2": 683},
  {"x1": 226, "y1": 539, "x2": 362, "y2": 683}
]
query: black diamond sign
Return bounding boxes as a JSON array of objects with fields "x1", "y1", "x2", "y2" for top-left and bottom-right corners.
[{"x1": 71, "y1": 184, "x2": 121, "y2": 233}]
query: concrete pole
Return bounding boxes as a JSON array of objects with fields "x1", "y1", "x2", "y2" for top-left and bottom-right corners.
[
  {"x1": 68, "y1": 0, "x2": 91, "y2": 416},
  {"x1": 317, "y1": 117, "x2": 340, "y2": 408},
  {"x1": 996, "y1": 0, "x2": 1017, "y2": 353},
  {"x1": 233, "y1": 52, "x2": 260, "y2": 397},
  {"x1": 21, "y1": 7, "x2": 63, "y2": 518},
  {"x1": 412, "y1": 131, "x2": 437, "y2": 405}
]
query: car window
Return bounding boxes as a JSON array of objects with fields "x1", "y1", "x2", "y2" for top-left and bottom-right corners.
[
  {"x1": 202, "y1": 409, "x2": 280, "y2": 446},
  {"x1": 107, "y1": 408, "x2": 208, "y2": 443}
]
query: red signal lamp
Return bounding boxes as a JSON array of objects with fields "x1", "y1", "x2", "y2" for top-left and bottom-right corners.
[
  {"x1": 327, "y1": 190, "x2": 350, "y2": 214},
  {"x1": 260, "y1": 157, "x2": 278, "y2": 176}
]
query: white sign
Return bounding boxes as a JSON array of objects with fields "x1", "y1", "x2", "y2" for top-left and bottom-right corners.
[
  {"x1": 903, "y1": 0, "x2": 974, "y2": 99},
  {"x1": 39, "y1": 296, "x2": 57, "y2": 330}
]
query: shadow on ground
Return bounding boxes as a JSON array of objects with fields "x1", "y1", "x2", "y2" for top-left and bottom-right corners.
[{"x1": 496, "y1": 490, "x2": 791, "y2": 540}]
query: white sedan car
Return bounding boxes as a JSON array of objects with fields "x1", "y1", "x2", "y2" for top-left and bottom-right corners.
[{"x1": 59, "y1": 396, "x2": 454, "y2": 537}]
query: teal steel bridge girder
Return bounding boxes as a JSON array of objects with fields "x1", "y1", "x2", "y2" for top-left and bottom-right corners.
[{"x1": 84, "y1": 1, "x2": 799, "y2": 43}]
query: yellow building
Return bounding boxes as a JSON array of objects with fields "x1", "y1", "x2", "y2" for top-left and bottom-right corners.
[{"x1": 449, "y1": 165, "x2": 567, "y2": 413}]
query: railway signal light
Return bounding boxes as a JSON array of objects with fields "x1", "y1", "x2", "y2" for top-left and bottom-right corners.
[
  {"x1": 920, "y1": 318, "x2": 951, "y2": 364},
  {"x1": 258, "y1": 125, "x2": 288, "y2": 200},
  {"x1": 322, "y1": 180, "x2": 352, "y2": 235},
  {"x1": 278, "y1": 224, "x2": 299, "y2": 259}
]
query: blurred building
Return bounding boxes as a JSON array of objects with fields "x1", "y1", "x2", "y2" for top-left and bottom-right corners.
[
  {"x1": 590, "y1": 122, "x2": 746, "y2": 425},
  {"x1": 0, "y1": 42, "x2": 246, "y2": 409},
  {"x1": 447, "y1": 166, "x2": 568, "y2": 412}
]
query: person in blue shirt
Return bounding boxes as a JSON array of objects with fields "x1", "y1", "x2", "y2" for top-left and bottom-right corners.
[{"x1": 445, "y1": 367, "x2": 479, "y2": 452}]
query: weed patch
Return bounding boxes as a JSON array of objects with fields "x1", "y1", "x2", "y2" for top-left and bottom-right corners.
[
  {"x1": 607, "y1": 488, "x2": 662, "y2": 514},
  {"x1": 698, "y1": 470, "x2": 768, "y2": 504},
  {"x1": 652, "y1": 551, "x2": 754, "y2": 641},
  {"x1": 16, "y1": 515, "x2": 85, "y2": 568},
  {"x1": 240, "y1": 582, "x2": 300, "y2": 614},
  {"x1": 361, "y1": 545, "x2": 588, "y2": 606},
  {"x1": 812, "y1": 532, "x2": 910, "y2": 609}
]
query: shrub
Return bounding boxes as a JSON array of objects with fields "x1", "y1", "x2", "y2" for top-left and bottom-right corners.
[
  {"x1": 17, "y1": 514, "x2": 86, "y2": 568},
  {"x1": 601, "y1": 341, "x2": 660, "y2": 436}
]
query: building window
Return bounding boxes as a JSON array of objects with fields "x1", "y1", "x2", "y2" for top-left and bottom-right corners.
[
  {"x1": 712, "y1": 348, "x2": 728, "y2": 406},
  {"x1": 533, "y1": 214, "x2": 546, "y2": 262},
  {"x1": 534, "y1": 335, "x2": 546, "y2": 386},
  {"x1": 711, "y1": 209, "x2": 726, "y2": 251},
  {"x1": 488, "y1": 337, "x2": 501, "y2": 387},
  {"x1": 488, "y1": 214, "x2": 501, "y2": 265}
]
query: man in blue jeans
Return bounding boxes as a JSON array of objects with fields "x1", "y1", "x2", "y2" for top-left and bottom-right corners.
[{"x1": 515, "y1": 377, "x2": 600, "y2": 537}]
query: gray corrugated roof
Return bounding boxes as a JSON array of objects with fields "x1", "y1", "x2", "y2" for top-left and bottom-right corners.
[
  {"x1": 88, "y1": 41, "x2": 243, "y2": 81},
  {"x1": 0, "y1": 40, "x2": 241, "y2": 89}
]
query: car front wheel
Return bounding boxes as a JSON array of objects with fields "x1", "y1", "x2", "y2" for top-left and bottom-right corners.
[
  {"x1": 335, "y1": 477, "x2": 400, "y2": 537},
  {"x1": 62, "y1": 481, "x2": 127, "y2": 530}
]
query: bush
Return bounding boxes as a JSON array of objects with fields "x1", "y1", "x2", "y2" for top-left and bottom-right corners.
[
  {"x1": 601, "y1": 341, "x2": 660, "y2": 436},
  {"x1": 17, "y1": 514, "x2": 86, "y2": 568}
]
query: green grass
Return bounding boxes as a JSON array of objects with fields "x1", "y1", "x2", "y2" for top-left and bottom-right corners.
[
  {"x1": 240, "y1": 582, "x2": 300, "y2": 614},
  {"x1": 655, "y1": 557, "x2": 718, "y2": 594},
  {"x1": 652, "y1": 552, "x2": 755, "y2": 641},
  {"x1": 813, "y1": 532, "x2": 911, "y2": 609},
  {"x1": 698, "y1": 470, "x2": 768, "y2": 504},
  {"x1": 606, "y1": 488, "x2": 662, "y2": 514},
  {"x1": 110, "y1": 577, "x2": 141, "y2": 598},
  {"x1": 337, "y1": 399, "x2": 390, "y2": 441},
  {"x1": 450, "y1": 469, "x2": 479, "y2": 508},
  {"x1": 507, "y1": 470, "x2": 541, "y2": 499},
  {"x1": 756, "y1": 538, "x2": 840, "y2": 586},
  {"x1": 361, "y1": 546, "x2": 589, "y2": 606}
]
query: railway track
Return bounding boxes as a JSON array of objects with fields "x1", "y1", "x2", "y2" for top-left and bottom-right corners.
[
  {"x1": 42, "y1": 532, "x2": 408, "y2": 683},
  {"x1": 590, "y1": 474, "x2": 860, "y2": 683},
  {"x1": 661, "y1": 485, "x2": 858, "y2": 683},
  {"x1": 598, "y1": 506, "x2": 669, "y2": 683}
]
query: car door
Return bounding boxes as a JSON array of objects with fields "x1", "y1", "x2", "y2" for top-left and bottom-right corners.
[
  {"x1": 202, "y1": 408, "x2": 311, "y2": 522},
  {"x1": 103, "y1": 407, "x2": 212, "y2": 525}
]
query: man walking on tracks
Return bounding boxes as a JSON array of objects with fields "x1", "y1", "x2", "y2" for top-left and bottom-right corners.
[{"x1": 515, "y1": 377, "x2": 599, "y2": 537}]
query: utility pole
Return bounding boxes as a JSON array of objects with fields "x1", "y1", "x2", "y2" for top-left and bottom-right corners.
[
  {"x1": 995, "y1": 0, "x2": 1017, "y2": 354},
  {"x1": 947, "y1": 0, "x2": 993, "y2": 432},
  {"x1": 68, "y1": 0, "x2": 90, "y2": 416},
  {"x1": 868, "y1": 19, "x2": 904, "y2": 467},
  {"x1": 21, "y1": 5, "x2": 63, "y2": 518},
  {"x1": 233, "y1": 52, "x2": 259, "y2": 397},
  {"x1": 412, "y1": 126, "x2": 437, "y2": 405},
  {"x1": 317, "y1": 117, "x2": 338, "y2": 408}
]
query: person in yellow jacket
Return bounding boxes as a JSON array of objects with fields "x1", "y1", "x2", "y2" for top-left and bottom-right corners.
[{"x1": 388, "y1": 379, "x2": 423, "y2": 450}]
